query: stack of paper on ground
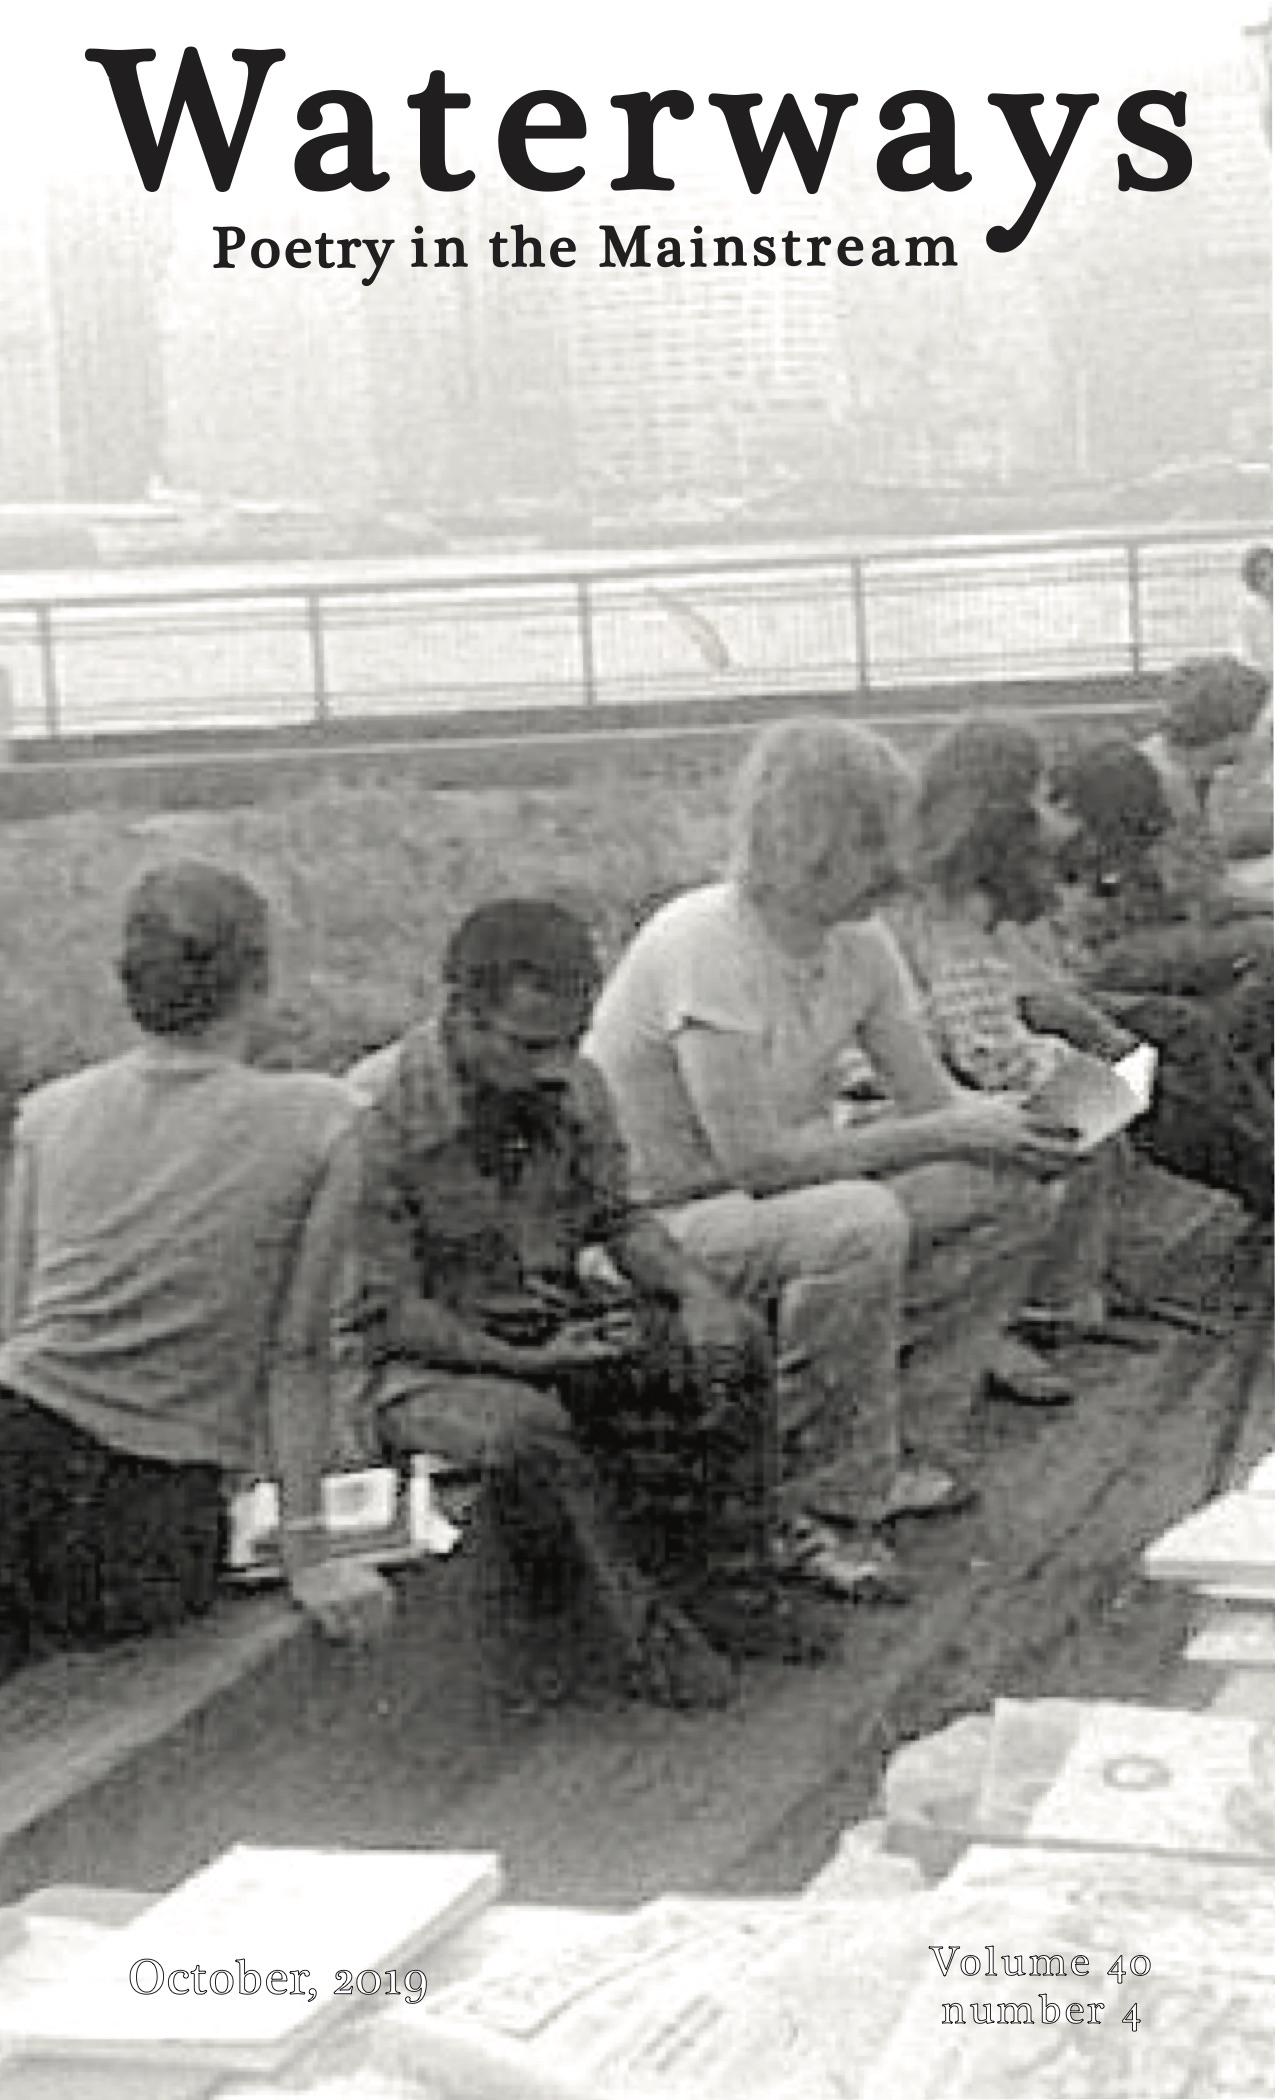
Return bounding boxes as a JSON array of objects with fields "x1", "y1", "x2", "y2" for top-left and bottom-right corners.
[
  {"x1": 1187, "y1": 1610, "x2": 1275, "y2": 1667},
  {"x1": 369, "y1": 1754, "x2": 1275, "y2": 2100},
  {"x1": 862, "y1": 1843, "x2": 1275, "y2": 2098},
  {"x1": 390, "y1": 1893, "x2": 939, "y2": 2100},
  {"x1": 1022, "y1": 1700, "x2": 1275, "y2": 1861},
  {"x1": 849, "y1": 1697, "x2": 1275, "y2": 2095},
  {"x1": 943, "y1": 1696, "x2": 1275, "y2": 1862},
  {"x1": 1144, "y1": 1450, "x2": 1275, "y2": 1601},
  {"x1": 876, "y1": 1711, "x2": 994, "y2": 1874},
  {"x1": 0, "y1": 1846, "x2": 501, "y2": 2076}
]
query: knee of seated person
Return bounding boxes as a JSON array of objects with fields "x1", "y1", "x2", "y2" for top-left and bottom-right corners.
[
  {"x1": 983, "y1": 1163, "x2": 1062, "y2": 1236},
  {"x1": 792, "y1": 1178, "x2": 910, "y2": 1277},
  {"x1": 482, "y1": 1386, "x2": 577, "y2": 1469},
  {"x1": 380, "y1": 1376, "x2": 573, "y2": 1471}
]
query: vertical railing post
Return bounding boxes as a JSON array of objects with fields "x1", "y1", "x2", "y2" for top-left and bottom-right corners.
[
  {"x1": 576, "y1": 576, "x2": 597, "y2": 707},
  {"x1": 34, "y1": 603, "x2": 59, "y2": 739},
  {"x1": 1126, "y1": 540, "x2": 1143, "y2": 677},
  {"x1": 305, "y1": 592, "x2": 329, "y2": 723},
  {"x1": 850, "y1": 557, "x2": 871, "y2": 693}
]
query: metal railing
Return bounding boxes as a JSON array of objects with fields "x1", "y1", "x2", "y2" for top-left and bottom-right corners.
[{"x1": 0, "y1": 522, "x2": 1262, "y2": 744}]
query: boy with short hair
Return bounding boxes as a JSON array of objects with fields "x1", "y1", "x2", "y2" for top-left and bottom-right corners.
[{"x1": 0, "y1": 859, "x2": 392, "y2": 1679}]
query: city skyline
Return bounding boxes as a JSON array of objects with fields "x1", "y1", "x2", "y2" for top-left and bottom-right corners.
[{"x1": 0, "y1": 6, "x2": 1268, "y2": 544}]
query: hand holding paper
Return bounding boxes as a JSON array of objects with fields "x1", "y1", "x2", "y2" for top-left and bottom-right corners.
[{"x1": 1026, "y1": 1043, "x2": 1157, "y2": 1153}]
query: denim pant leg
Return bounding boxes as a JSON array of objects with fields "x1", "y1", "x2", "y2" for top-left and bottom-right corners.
[{"x1": 660, "y1": 1181, "x2": 908, "y2": 1524}]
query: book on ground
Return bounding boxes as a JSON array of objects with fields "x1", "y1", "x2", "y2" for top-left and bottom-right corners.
[
  {"x1": 1024, "y1": 1702, "x2": 1275, "y2": 1861},
  {"x1": 1185, "y1": 1610, "x2": 1275, "y2": 1667},
  {"x1": 1143, "y1": 1489, "x2": 1275, "y2": 1593},
  {"x1": 0, "y1": 1845, "x2": 502, "y2": 2072}
]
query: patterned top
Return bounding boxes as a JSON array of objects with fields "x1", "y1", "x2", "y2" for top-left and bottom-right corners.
[{"x1": 887, "y1": 897, "x2": 1070, "y2": 1098}]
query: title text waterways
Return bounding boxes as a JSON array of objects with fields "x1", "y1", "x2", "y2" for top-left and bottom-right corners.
[{"x1": 213, "y1": 223, "x2": 961, "y2": 286}]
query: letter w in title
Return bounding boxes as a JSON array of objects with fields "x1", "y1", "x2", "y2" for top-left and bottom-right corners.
[
  {"x1": 84, "y1": 47, "x2": 285, "y2": 191},
  {"x1": 708, "y1": 92, "x2": 857, "y2": 193}
]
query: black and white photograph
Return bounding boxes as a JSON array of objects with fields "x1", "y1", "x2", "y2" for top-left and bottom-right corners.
[{"x1": 0, "y1": 2, "x2": 1270, "y2": 2093}]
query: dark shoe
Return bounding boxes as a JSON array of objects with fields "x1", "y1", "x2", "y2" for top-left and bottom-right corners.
[
  {"x1": 1012, "y1": 1303, "x2": 1159, "y2": 1352},
  {"x1": 772, "y1": 1514, "x2": 914, "y2": 1604},
  {"x1": 984, "y1": 1338, "x2": 1076, "y2": 1408},
  {"x1": 622, "y1": 1600, "x2": 738, "y2": 1710},
  {"x1": 683, "y1": 1577, "x2": 845, "y2": 1663}
]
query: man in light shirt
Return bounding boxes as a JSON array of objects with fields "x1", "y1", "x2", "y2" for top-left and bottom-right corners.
[{"x1": 587, "y1": 718, "x2": 1077, "y2": 1600}]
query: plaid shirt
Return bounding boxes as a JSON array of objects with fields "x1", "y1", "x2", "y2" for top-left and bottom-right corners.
[
  {"x1": 343, "y1": 1018, "x2": 636, "y2": 1359},
  {"x1": 887, "y1": 898, "x2": 1069, "y2": 1097}
]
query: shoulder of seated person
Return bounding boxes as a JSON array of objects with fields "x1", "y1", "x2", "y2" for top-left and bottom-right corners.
[
  {"x1": 829, "y1": 911, "x2": 916, "y2": 971},
  {"x1": 641, "y1": 881, "x2": 732, "y2": 940}
]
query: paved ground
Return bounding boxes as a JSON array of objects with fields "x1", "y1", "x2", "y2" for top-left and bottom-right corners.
[{"x1": 4, "y1": 1179, "x2": 1269, "y2": 1911}]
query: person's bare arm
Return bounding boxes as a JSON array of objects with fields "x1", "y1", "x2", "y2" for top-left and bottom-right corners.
[
  {"x1": 990, "y1": 923, "x2": 1136, "y2": 1060},
  {"x1": 270, "y1": 1130, "x2": 395, "y2": 1639},
  {"x1": 0, "y1": 1137, "x2": 35, "y2": 1340},
  {"x1": 855, "y1": 991, "x2": 961, "y2": 1114},
  {"x1": 675, "y1": 1024, "x2": 1076, "y2": 1194}
]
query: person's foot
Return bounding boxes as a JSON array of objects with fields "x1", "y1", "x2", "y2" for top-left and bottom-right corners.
[
  {"x1": 876, "y1": 1463, "x2": 980, "y2": 1521},
  {"x1": 772, "y1": 1514, "x2": 913, "y2": 1604},
  {"x1": 682, "y1": 1576, "x2": 845, "y2": 1663},
  {"x1": 984, "y1": 1336, "x2": 1076, "y2": 1407},
  {"x1": 622, "y1": 1600, "x2": 738, "y2": 1709}
]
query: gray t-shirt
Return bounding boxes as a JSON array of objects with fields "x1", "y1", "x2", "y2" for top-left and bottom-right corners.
[
  {"x1": 585, "y1": 882, "x2": 918, "y2": 1204},
  {"x1": 0, "y1": 1046, "x2": 355, "y2": 1471}
]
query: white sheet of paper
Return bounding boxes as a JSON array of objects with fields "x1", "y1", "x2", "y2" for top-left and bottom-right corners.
[
  {"x1": 0, "y1": 1847, "x2": 502, "y2": 2068},
  {"x1": 1144, "y1": 1490, "x2": 1275, "y2": 1588},
  {"x1": 1025, "y1": 1703, "x2": 1275, "y2": 1860},
  {"x1": 1028, "y1": 1043, "x2": 1156, "y2": 1153}
]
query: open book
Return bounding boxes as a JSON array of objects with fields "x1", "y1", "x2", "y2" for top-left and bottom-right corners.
[{"x1": 1027, "y1": 1043, "x2": 1157, "y2": 1153}]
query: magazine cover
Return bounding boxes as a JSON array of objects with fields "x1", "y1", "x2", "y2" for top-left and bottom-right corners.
[{"x1": 0, "y1": 3, "x2": 1270, "y2": 2096}]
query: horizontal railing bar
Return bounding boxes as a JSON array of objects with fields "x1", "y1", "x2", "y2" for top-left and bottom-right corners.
[{"x1": 0, "y1": 520, "x2": 1257, "y2": 615}]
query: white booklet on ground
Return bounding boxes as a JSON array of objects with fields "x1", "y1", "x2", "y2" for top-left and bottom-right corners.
[
  {"x1": 0, "y1": 1845, "x2": 502, "y2": 2072},
  {"x1": 1144, "y1": 1488, "x2": 1275, "y2": 1593},
  {"x1": 225, "y1": 1461, "x2": 461, "y2": 1584},
  {"x1": 1027, "y1": 1042, "x2": 1157, "y2": 1153}
]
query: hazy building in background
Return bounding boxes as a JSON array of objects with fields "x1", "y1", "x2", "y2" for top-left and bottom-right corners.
[
  {"x1": 2, "y1": 37, "x2": 1269, "y2": 537},
  {"x1": 0, "y1": 207, "x2": 61, "y2": 502},
  {"x1": 1040, "y1": 44, "x2": 1271, "y2": 489},
  {"x1": 160, "y1": 255, "x2": 378, "y2": 510},
  {"x1": 46, "y1": 184, "x2": 168, "y2": 500}
]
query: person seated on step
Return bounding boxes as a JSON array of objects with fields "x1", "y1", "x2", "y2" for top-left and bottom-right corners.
[
  {"x1": 340, "y1": 897, "x2": 842, "y2": 1711},
  {"x1": 1236, "y1": 544, "x2": 1273, "y2": 687},
  {"x1": 584, "y1": 717, "x2": 1081, "y2": 1602},
  {"x1": 0, "y1": 860, "x2": 394, "y2": 1685},
  {"x1": 1207, "y1": 692, "x2": 1273, "y2": 910},
  {"x1": 885, "y1": 716, "x2": 1129, "y2": 1394},
  {"x1": 1037, "y1": 734, "x2": 1272, "y2": 1225},
  {"x1": 1138, "y1": 656, "x2": 1271, "y2": 918}
]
